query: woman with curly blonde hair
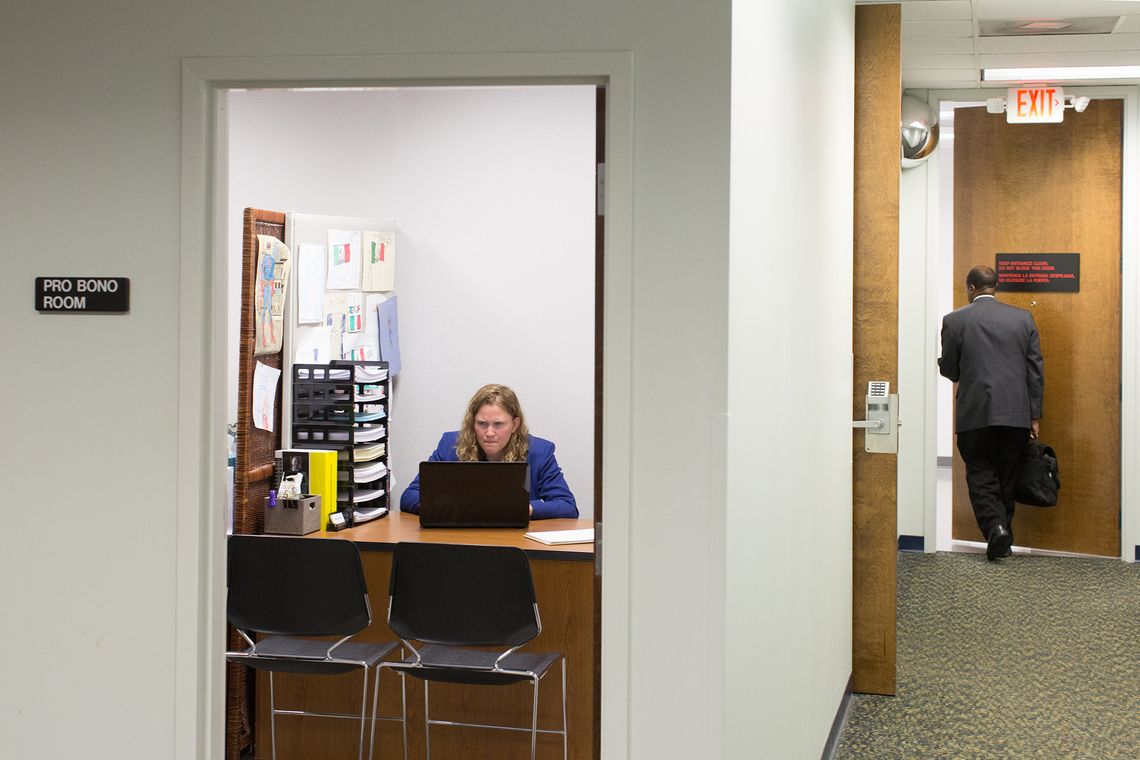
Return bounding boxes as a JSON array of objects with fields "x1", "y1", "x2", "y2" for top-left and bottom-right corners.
[{"x1": 400, "y1": 384, "x2": 578, "y2": 519}]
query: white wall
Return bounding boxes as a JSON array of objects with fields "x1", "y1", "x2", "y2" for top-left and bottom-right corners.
[
  {"x1": 726, "y1": 1, "x2": 855, "y2": 757},
  {"x1": 898, "y1": 159, "x2": 929, "y2": 538},
  {"x1": 226, "y1": 86, "x2": 597, "y2": 517},
  {"x1": 0, "y1": 0, "x2": 863, "y2": 757},
  {"x1": 2, "y1": 1, "x2": 736, "y2": 758},
  {"x1": 897, "y1": 99, "x2": 960, "y2": 546},
  {"x1": 936, "y1": 111, "x2": 957, "y2": 460}
]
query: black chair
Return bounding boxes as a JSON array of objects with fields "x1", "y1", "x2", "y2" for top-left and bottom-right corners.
[
  {"x1": 226, "y1": 535, "x2": 406, "y2": 760},
  {"x1": 381, "y1": 542, "x2": 567, "y2": 760}
]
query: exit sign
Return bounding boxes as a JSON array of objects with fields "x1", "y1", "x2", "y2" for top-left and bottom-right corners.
[{"x1": 1007, "y1": 86, "x2": 1065, "y2": 124}]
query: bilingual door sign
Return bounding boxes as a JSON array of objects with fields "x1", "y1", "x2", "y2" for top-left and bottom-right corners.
[
  {"x1": 1007, "y1": 86, "x2": 1065, "y2": 124},
  {"x1": 995, "y1": 254, "x2": 1079, "y2": 293},
  {"x1": 36, "y1": 277, "x2": 130, "y2": 313}
]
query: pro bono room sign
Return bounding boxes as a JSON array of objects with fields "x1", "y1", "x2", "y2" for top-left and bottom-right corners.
[{"x1": 35, "y1": 277, "x2": 130, "y2": 313}]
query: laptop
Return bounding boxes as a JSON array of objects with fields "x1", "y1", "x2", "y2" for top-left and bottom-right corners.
[{"x1": 417, "y1": 460, "x2": 531, "y2": 528}]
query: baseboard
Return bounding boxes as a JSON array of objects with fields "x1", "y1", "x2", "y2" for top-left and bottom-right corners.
[
  {"x1": 898, "y1": 535, "x2": 924, "y2": 553},
  {"x1": 820, "y1": 674, "x2": 854, "y2": 760}
]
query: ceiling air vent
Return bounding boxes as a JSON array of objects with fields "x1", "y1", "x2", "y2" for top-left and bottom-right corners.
[{"x1": 979, "y1": 16, "x2": 1122, "y2": 37}]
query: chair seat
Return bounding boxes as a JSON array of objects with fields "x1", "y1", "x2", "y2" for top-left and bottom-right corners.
[
  {"x1": 390, "y1": 643, "x2": 561, "y2": 685},
  {"x1": 228, "y1": 636, "x2": 399, "y2": 675}
]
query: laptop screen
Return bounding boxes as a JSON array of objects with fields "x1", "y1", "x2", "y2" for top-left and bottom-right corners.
[{"x1": 418, "y1": 460, "x2": 531, "y2": 528}]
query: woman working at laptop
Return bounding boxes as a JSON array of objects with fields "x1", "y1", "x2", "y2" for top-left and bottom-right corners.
[{"x1": 399, "y1": 384, "x2": 578, "y2": 519}]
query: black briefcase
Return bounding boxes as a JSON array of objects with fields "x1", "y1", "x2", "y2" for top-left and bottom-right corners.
[{"x1": 1015, "y1": 441, "x2": 1060, "y2": 507}]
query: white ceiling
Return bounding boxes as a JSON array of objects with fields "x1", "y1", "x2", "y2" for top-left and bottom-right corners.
[{"x1": 857, "y1": 0, "x2": 1140, "y2": 89}]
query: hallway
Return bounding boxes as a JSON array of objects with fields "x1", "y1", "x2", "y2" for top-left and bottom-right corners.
[{"x1": 836, "y1": 551, "x2": 1140, "y2": 758}]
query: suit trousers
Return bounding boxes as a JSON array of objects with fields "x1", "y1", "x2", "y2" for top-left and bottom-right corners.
[{"x1": 956, "y1": 425, "x2": 1028, "y2": 539}]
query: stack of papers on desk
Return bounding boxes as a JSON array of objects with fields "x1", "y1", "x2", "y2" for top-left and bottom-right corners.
[
  {"x1": 353, "y1": 366, "x2": 388, "y2": 383},
  {"x1": 523, "y1": 528, "x2": 594, "y2": 546},
  {"x1": 346, "y1": 458, "x2": 387, "y2": 480},
  {"x1": 352, "y1": 505, "x2": 388, "y2": 523},
  {"x1": 353, "y1": 410, "x2": 386, "y2": 423},
  {"x1": 341, "y1": 442, "x2": 386, "y2": 462},
  {"x1": 343, "y1": 424, "x2": 385, "y2": 443},
  {"x1": 339, "y1": 487, "x2": 385, "y2": 504},
  {"x1": 356, "y1": 386, "x2": 386, "y2": 401}
]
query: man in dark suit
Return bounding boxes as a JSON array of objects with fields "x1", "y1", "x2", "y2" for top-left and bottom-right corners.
[{"x1": 939, "y1": 265, "x2": 1044, "y2": 561}]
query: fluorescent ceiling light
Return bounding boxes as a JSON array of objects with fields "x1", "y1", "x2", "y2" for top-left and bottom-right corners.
[{"x1": 984, "y1": 65, "x2": 1140, "y2": 82}]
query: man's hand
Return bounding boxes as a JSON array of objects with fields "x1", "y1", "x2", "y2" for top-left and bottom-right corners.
[{"x1": 1029, "y1": 419, "x2": 1040, "y2": 440}]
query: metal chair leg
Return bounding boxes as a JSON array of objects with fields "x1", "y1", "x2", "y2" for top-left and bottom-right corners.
[
  {"x1": 269, "y1": 671, "x2": 278, "y2": 760},
  {"x1": 400, "y1": 673, "x2": 408, "y2": 760},
  {"x1": 424, "y1": 680, "x2": 432, "y2": 760},
  {"x1": 530, "y1": 675, "x2": 540, "y2": 760},
  {"x1": 561, "y1": 658, "x2": 568, "y2": 760},
  {"x1": 368, "y1": 664, "x2": 382, "y2": 760},
  {"x1": 357, "y1": 667, "x2": 369, "y2": 760}
]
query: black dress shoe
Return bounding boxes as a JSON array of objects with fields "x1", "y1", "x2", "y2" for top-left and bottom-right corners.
[{"x1": 987, "y1": 524, "x2": 1012, "y2": 561}]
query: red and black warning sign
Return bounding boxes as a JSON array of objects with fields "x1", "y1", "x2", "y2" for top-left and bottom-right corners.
[{"x1": 995, "y1": 253, "x2": 1079, "y2": 293}]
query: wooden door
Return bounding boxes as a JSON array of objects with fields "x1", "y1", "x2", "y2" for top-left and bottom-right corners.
[{"x1": 952, "y1": 101, "x2": 1122, "y2": 557}]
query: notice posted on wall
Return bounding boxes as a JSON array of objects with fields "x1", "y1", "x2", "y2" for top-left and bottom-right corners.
[{"x1": 995, "y1": 253, "x2": 1079, "y2": 293}]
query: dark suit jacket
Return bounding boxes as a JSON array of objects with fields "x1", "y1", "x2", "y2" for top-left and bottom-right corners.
[{"x1": 939, "y1": 296, "x2": 1044, "y2": 433}]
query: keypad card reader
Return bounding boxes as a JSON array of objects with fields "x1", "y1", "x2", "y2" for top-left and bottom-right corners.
[{"x1": 854, "y1": 381, "x2": 899, "y2": 454}]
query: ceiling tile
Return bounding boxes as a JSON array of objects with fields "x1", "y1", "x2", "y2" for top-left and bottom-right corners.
[
  {"x1": 903, "y1": 37, "x2": 976, "y2": 54},
  {"x1": 981, "y1": 49, "x2": 1140, "y2": 67},
  {"x1": 903, "y1": 19, "x2": 977, "y2": 38},
  {"x1": 977, "y1": 1, "x2": 1137, "y2": 20},
  {"x1": 977, "y1": 31, "x2": 1140, "y2": 53},
  {"x1": 902, "y1": 67, "x2": 981, "y2": 83},
  {"x1": 903, "y1": 53, "x2": 979, "y2": 69},
  {"x1": 901, "y1": 1, "x2": 974, "y2": 23}
]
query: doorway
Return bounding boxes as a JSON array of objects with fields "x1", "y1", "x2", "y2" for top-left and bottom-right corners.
[
  {"x1": 929, "y1": 93, "x2": 1129, "y2": 559},
  {"x1": 224, "y1": 84, "x2": 600, "y2": 758},
  {"x1": 179, "y1": 53, "x2": 635, "y2": 760}
]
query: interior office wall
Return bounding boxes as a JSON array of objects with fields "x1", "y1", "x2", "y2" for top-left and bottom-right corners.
[
  {"x1": 226, "y1": 86, "x2": 597, "y2": 518},
  {"x1": 897, "y1": 106, "x2": 957, "y2": 545},
  {"x1": 898, "y1": 161, "x2": 929, "y2": 538},
  {"x1": 936, "y1": 119, "x2": 955, "y2": 459},
  {"x1": 1, "y1": 1, "x2": 738, "y2": 758},
  {"x1": 726, "y1": 0, "x2": 855, "y2": 756}
]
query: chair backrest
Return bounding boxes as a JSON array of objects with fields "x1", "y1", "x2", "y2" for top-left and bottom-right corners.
[
  {"x1": 387, "y1": 542, "x2": 539, "y2": 648},
  {"x1": 227, "y1": 535, "x2": 372, "y2": 637}
]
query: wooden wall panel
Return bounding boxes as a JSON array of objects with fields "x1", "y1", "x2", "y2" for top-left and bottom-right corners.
[
  {"x1": 952, "y1": 102, "x2": 1122, "y2": 557},
  {"x1": 853, "y1": 3, "x2": 900, "y2": 696}
]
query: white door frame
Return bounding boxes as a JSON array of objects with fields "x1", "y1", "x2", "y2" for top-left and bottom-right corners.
[
  {"x1": 178, "y1": 52, "x2": 634, "y2": 759},
  {"x1": 916, "y1": 85, "x2": 1139, "y2": 562}
]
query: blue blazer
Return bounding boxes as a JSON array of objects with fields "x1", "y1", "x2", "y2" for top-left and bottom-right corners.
[{"x1": 399, "y1": 432, "x2": 579, "y2": 520}]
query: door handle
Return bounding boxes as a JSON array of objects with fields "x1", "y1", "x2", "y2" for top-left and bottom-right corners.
[{"x1": 853, "y1": 381, "x2": 898, "y2": 453}]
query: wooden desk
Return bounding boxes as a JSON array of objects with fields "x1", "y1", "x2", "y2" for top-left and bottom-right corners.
[{"x1": 254, "y1": 510, "x2": 594, "y2": 759}]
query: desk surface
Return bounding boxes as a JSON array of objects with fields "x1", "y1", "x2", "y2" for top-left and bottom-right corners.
[{"x1": 311, "y1": 508, "x2": 595, "y2": 560}]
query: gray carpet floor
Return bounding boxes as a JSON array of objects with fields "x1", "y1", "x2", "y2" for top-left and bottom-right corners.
[{"x1": 836, "y1": 551, "x2": 1140, "y2": 759}]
